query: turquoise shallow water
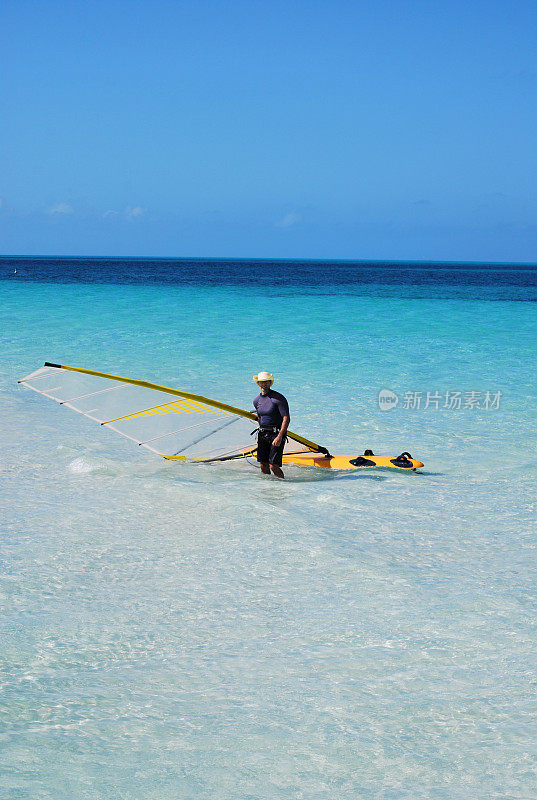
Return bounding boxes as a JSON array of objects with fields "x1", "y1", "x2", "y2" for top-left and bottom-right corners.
[{"x1": 1, "y1": 260, "x2": 537, "y2": 799}]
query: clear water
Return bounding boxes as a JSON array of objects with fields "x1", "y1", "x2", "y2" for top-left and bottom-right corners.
[{"x1": 1, "y1": 258, "x2": 536, "y2": 799}]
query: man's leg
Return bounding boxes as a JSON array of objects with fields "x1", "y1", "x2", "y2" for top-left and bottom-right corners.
[
  {"x1": 269, "y1": 440, "x2": 285, "y2": 478},
  {"x1": 257, "y1": 432, "x2": 271, "y2": 474},
  {"x1": 270, "y1": 464, "x2": 284, "y2": 479}
]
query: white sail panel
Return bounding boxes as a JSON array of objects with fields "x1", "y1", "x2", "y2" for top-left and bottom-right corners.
[{"x1": 18, "y1": 364, "x2": 321, "y2": 462}]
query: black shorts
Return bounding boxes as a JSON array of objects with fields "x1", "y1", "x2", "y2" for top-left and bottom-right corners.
[{"x1": 256, "y1": 428, "x2": 285, "y2": 466}]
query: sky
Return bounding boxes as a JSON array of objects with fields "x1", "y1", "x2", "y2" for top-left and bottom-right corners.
[{"x1": 1, "y1": 0, "x2": 537, "y2": 261}]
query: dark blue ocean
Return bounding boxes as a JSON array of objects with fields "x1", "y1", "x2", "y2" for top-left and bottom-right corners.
[{"x1": 4, "y1": 255, "x2": 537, "y2": 299}]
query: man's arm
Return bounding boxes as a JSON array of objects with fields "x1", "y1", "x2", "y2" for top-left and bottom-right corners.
[{"x1": 272, "y1": 415, "x2": 289, "y2": 447}]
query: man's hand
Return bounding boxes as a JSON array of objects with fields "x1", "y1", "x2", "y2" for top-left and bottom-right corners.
[{"x1": 272, "y1": 436, "x2": 282, "y2": 447}]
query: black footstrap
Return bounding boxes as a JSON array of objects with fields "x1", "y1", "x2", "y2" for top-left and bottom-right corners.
[
  {"x1": 349, "y1": 456, "x2": 376, "y2": 467},
  {"x1": 390, "y1": 452, "x2": 413, "y2": 468}
]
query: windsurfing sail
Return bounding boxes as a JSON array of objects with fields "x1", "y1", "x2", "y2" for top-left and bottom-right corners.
[{"x1": 18, "y1": 363, "x2": 330, "y2": 462}]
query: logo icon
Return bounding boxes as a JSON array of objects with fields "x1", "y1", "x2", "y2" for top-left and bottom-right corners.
[{"x1": 378, "y1": 389, "x2": 399, "y2": 411}]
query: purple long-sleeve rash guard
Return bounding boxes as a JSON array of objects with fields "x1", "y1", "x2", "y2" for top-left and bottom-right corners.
[{"x1": 253, "y1": 390, "x2": 290, "y2": 428}]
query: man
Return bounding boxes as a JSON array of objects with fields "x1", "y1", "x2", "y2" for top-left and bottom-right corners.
[{"x1": 253, "y1": 371, "x2": 290, "y2": 478}]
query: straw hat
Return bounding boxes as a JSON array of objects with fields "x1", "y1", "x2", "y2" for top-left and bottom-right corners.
[{"x1": 253, "y1": 371, "x2": 274, "y2": 386}]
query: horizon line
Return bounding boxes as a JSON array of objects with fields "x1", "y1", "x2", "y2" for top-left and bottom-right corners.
[{"x1": 2, "y1": 254, "x2": 537, "y2": 268}]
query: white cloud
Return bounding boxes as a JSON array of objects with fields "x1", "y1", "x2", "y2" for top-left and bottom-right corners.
[
  {"x1": 48, "y1": 202, "x2": 73, "y2": 215},
  {"x1": 276, "y1": 212, "x2": 301, "y2": 228},
  {"x1": 126, "y1": 205, "x2": 144, "y2": 219},
  {"x1": 103, "y1": 210, "x2": 119, "y2": 218}
]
